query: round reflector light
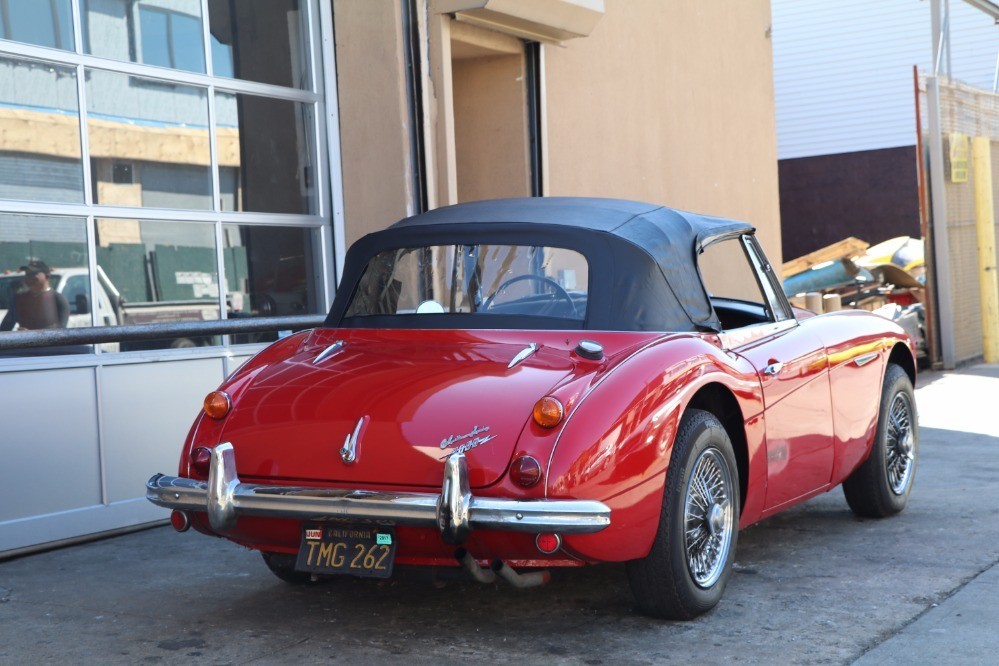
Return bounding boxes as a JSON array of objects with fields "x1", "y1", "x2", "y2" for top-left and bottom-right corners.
[
  {"x1": 203, "y1": 391, "x2": 231, "y2": 419},
  {"x1": 510, "y1": 454, "x2": 543, "y2": 487},
  {"x1": 170, "y1": 510, "x2": 191, "y2": 533},
  {"x1": 190, "y1": 446, "x2": 212, "y2": 475},
  {"x1": 532, "y1": 396, "x2": 563, "y2": 429},
  {"x1": 536, "y1": 532, "x2": 561, "y2": 554}
]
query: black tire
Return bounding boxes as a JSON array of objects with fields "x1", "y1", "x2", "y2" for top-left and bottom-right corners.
[
  {"x1": 627, "y1": 409, "x2": 740, "y2": 620},
  {"x1": 261, "y1": 552, "x2": 315, "y2": 585},
  {"x1": 842, "y1": 364, "x2": 918, "y2": 518}
]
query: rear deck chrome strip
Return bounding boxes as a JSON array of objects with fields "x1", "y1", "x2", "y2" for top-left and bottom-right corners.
[
  {"x1": 313, "y1": 340, "x2": 346, "y2": 364},
  {"x1": 507, "y1": 342, "x2": 539, "y2": 369}
]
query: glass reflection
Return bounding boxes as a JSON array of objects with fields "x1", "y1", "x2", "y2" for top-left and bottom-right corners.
[
  {"x1": 82, "y1": 0, "x2": 206, "y2": 74},
  {"x1": 86, "y1": 69, "x2": 211, "y2": 209},
  {"x1": 0, "y1": 55, "x2": 84, "y2": 203},
  {"x1": 215, "y1": 92, "x2": 316, "y2": 214},
  {"x1": 0, "y1": 0, "x2": 75, "y2": 51},
  {"x1": 0, "y1": 214, "x2": 93, "y2": 355},
  {"x1": 222, "y1": 224, "x2": 318, "y2": 343},
  {"x1": 95, "y1": 218, "x2": 220, "y2": 350},
  {"x1": 207, "y1": 0, "x2": 310, "y2": 89}
]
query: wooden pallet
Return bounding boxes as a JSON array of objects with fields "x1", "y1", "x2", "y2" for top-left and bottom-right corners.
[{"x1": 781, "y1": 237, "x2": 869, "y2": 278}]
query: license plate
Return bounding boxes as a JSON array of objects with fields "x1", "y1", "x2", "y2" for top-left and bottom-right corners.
[{"x1": 294, "y1": 524, "x2": 396, "y2": 578}]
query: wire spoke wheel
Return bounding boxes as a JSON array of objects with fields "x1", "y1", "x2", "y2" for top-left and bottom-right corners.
[
  {"x1": 885, "y1": 391, "x2": 915, "y2": 495},
  {"x1": 628, "y1": 409, "x2": 740, "y2": 619},
  {"x1": 683, "y1": 447, "x2": 734, "y2": 588},
  {"x1": 842, "y1": 363, "x2": 917, "y2": 519}
]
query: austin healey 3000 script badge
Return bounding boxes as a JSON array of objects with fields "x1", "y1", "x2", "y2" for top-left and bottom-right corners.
[{"x1": 439, "y1": 425, "x2": 494, "y2": 459}]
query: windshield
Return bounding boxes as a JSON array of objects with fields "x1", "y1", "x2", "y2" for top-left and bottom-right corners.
[{"x1": 345, "y1": 244, "x2": 588, "y2": 322}]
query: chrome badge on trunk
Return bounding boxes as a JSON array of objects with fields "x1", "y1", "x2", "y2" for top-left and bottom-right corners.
[
  {"x1": 439, "y1": 425, "x2": 495, "y2": 459},
  {"x1": 341, "y1": 417, "x2": 367, "y2": 464}
]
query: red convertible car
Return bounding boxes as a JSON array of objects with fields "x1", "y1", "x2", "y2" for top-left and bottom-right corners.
[{"x1": 148, "y1": 198, "x2": 918, "y2": 619}]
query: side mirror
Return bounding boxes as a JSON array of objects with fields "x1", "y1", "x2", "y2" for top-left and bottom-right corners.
[{"x1": 75, "y1": 293, "x2": 90, "y2": 315}]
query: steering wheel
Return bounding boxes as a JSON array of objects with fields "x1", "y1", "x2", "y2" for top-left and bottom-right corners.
[{"x1": 482, "y1": 274, "x2": 577, "y2": 317}]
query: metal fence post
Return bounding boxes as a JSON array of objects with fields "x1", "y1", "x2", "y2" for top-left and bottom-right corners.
[{"x1": 926, "y1": 76, "x2": 958, "y2": 369}]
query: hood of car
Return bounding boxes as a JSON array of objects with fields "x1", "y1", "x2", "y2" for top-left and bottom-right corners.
[{"x1": 218, "y1": 328, "x2": 578, "y2": 488}]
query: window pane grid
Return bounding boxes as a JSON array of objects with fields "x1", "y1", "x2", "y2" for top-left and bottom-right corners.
[
  {"x1": 0, "y1": 0, "x2": 330, "y2": 356},
  {"x1": 0, "y1": 38, "x2": 321, "y2": 103}
]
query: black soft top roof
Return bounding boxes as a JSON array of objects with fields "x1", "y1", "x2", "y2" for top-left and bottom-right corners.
[{"x1": 326, "y1": 197, "x2": 755, "y2": 332}]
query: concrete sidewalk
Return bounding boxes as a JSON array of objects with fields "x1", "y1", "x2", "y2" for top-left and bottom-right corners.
[
  {"x1": 853, "y1": 362, "x2": 999, "y2": 665},
  {"x1": 855, "y1": 561, "x2": 999, "y2": 664}
]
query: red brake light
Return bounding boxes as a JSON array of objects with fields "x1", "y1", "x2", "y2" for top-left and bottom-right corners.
[
  {"x1": 510, "y1": 455, "x2": 543, "y2": 488},
  {"x1": 190, "y1": 446, "x2": 212, "y2": 475}
]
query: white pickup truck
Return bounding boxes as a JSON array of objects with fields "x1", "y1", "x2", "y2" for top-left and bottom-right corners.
[{"x1": 0, "y1": 266, "x2": 221, "y2": 350}]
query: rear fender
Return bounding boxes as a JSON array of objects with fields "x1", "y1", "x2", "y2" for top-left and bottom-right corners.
[
  {"x1": 177, "y1": 332, "x2": 307, "y2": 480},
  {"x1": 549, "y1": 335, "x2": 763, "y2": 562}
]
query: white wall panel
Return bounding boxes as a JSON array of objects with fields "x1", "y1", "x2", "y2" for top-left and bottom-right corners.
[
  {"x1": 225, "y1": 354, "x2": 257, "y2": 378},
  {"x1": 773, "y1": 0, "x2": 999, "y2": 159},
  {"x1": 0, "y1": 368, "x2": 101, "y2": 522},
  {"x1": 99, "y1": 359, "x2": 225, "y2": 503},
  {"x1": 0, "y1": 499, "x2": 167, "y2": 556}
]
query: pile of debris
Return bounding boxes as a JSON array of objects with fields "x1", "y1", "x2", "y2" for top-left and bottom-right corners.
[{"x1": 782, "y1": 236, "x2": 927, "y2": 361}]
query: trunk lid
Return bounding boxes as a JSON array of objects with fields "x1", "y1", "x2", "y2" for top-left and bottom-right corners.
[{"x1": 220, "y1": 329, "x2": 576, "y2": 488}]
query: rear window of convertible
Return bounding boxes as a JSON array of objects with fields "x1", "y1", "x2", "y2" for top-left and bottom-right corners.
[{"x1": 345, "y1": 244, "x2": 588, "y2": 321}]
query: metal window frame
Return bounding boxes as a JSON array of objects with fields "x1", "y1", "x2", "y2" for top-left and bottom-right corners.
[
  {"x1": 525, "y1": 40, "x2": 542, "y2": 198},
  {"x1": 743, "y1": 235, "x2": 795, "y2": 323},
  {"x1": 0, "y1": 0, "x2": 341, "y2": 367},
  {"x1": 0, "y1": 36, "x2": 320, "y2": 103}
]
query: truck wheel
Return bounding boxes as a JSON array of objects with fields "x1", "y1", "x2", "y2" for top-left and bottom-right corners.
[
  {"x1": 842, "y1": 364, "x2": 917, "y2": 518},
  {"x1": 626, "y1": 409, "x2": 739, "y2": 619}
]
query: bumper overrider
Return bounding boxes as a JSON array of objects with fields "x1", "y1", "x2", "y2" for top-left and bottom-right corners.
[{"x1": 146, "y1": 443, "x2": 611, "y2": 544}]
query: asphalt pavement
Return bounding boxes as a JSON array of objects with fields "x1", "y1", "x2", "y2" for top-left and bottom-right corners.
[{"x1": 1, "y1": 364, "x2": 997, "y2": 665}]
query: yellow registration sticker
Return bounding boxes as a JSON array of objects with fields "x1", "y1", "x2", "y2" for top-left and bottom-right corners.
[{"x1": 294, "y1": 525, "x2": 396, "y2": 579}]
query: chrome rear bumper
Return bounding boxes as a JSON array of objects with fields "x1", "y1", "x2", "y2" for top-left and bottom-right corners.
[{"x1": 146, "y1": 443, "x2": 611, "y2": 544}]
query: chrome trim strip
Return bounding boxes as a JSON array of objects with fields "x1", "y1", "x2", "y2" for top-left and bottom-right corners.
[
  {"x1": 314, "y1": 340, "x2": 346, "y2": 364},
  {"x1": 717, "y1": 318, "x2": 797, "y2": 351},
  {"x1": 853, "y1": 352, "x2": 880, "y2": 367},
  {"x1": 507, "y1": 342, "x2": 539, "y2": 369},
  {"x1": 147, "y1": 446, "x2": 610, "y2": 541}
]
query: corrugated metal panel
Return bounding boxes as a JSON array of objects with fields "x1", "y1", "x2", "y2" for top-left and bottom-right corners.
[{"x1": 773, "y1": 0, "x2": 999, "y2": 159}]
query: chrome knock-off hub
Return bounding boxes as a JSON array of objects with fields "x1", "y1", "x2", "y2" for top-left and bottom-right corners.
[{"x1": 707, "y1": 502, "x2": 727, "y2": 537}]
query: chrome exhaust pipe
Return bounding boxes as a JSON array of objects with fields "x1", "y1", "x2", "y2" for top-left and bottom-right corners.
[
  {"x1": 455, "y1": 548, "x2": 496, "y2": 584},
  {"x1": 490, "y1": 559, "x2": 551, "y2": 588}
]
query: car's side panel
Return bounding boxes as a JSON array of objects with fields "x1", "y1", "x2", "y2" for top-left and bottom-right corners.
[
  {"x1": 802, "y1": 310, "x2": 914, "y2": 486},
  {"x1": 733, "y1": 324, "x2": 835, "y2": 513},
  {"x1": 548, "y1": 335, "x2": 765, "y2": 562}
]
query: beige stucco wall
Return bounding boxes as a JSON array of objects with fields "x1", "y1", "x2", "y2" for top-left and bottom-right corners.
[
  {"x1": 543, "y1": 0, "x2": 783, "y2": 264},
  {"x1": 333, "y1": 0, "x2": 414, "y2": 245}
]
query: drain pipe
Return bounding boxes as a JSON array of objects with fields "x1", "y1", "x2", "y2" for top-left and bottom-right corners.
[
  {"x1": 455, "y1": 548, "x2": 497, "y2": 584},
  {"x1": 490, "y1": 560, "x2": 551, "y2": 588}
]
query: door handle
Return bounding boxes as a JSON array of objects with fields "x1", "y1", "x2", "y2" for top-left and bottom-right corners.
[{"x1": 763, "y1": 361, "x2": 784, "y2": 377}]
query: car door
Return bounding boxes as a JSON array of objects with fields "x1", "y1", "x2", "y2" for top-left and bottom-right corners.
[{"x1": 701, "y1": 235, "x2": 834, "y2": 513}]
